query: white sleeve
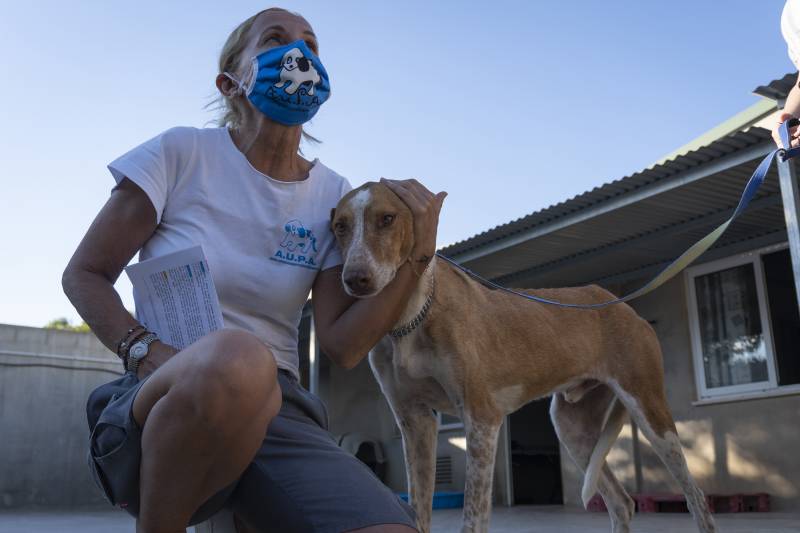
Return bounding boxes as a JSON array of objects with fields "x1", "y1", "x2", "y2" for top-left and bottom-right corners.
[
  {"x1": 782, "y1": 0, "x2": 800, "y2": 69},
  {"x1": 107, "y1": 127, "x2": 193, "y2": 224},
  {"x1": 320, "y1": 177, "x2": 354, "y2": 271}
]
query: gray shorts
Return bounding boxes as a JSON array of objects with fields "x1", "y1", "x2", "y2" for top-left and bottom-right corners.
[{"x1": 86, "y1": 369, "x2": 417, "y2": 532}]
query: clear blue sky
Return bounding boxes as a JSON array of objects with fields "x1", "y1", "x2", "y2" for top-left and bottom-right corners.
[{"x1": 0, "y1": 0, "x2": 792, "y2": 328}]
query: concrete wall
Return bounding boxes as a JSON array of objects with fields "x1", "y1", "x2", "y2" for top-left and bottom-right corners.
[
  {"x1": 558, "y1": 275, "x2": 800, "y2": 511},
  {"x1": 0, "y1": 323, "x2": 122, "y2": 508}
]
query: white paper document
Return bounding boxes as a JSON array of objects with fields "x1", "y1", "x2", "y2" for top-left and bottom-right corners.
[{"x1": 125, "y1": 245, "x2": 224, "y2": 350}]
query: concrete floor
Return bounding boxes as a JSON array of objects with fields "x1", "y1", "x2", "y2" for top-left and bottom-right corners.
[
  {"x1": 432, "y1": 506, "x2": 800, "y2": 532},
  {"x1": 0, "y1": 506, "x2": 797, "y2": 532}
]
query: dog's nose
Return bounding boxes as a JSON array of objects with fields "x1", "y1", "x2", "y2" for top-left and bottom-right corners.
[{"x1": 344, "y1": 270, "x2": 372, "y2": 294}]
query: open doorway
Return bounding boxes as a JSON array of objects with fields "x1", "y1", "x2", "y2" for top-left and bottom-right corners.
[{"x1": 508, "y1": 397, "x2": 563, "y2": 505}]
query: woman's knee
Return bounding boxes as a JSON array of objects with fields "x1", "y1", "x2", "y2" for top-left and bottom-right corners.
[
  {"x1": 201, "y1": 330, "x2": 277, "y2": 386},
  {"x1": 185, "y1": 329, "x2": 280, "y2": 419}
]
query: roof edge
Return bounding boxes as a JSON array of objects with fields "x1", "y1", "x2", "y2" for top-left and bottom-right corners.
[{"x1": 650, "y1": 98, "x2": 775, "y2": 167}]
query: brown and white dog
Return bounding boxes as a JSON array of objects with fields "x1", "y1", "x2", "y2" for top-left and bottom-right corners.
[{"x1": 330, "y1": 182, "x2": 716, "y2": 533}]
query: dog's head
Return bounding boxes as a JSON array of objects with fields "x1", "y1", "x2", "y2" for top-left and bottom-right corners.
[
  {"x1": 280, "y1": 48, "x2": 304, "y2": 71},
  {"x1": 331, "y1": 182, "x2": 414, "y2": 298}
]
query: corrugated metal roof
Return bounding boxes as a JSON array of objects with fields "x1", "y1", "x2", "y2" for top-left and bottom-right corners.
[
  {"x1": 440, "y1": 128, "x2": 773, "y2": 259},
  {"x1": 437, "y1": 126, "x2": 790, "y2": 289},
  {"x1": 753, "y1": 71, "x2": 797, "y2": 101}
]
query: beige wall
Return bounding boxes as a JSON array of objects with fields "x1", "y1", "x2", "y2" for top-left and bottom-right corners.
[{"x1": 559, "y1": 275, "x2": 800, "y2": 511}]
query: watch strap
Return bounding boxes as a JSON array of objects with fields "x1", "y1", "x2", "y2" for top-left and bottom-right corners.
[{"x1": 126, "y1": 333, "x2": 158, "y2": 373}]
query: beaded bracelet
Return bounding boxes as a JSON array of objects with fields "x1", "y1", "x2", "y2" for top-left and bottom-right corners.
[{"x1": 116, "y1": 325, "x2": 145, "y2": 359}]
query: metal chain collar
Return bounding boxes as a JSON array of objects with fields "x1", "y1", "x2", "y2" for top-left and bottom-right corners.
[{"x1": 389, "y1": 273, "x2": 436, "y2": 338}]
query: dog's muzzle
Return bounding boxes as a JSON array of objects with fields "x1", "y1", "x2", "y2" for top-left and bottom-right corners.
[{"x1": 343, "y1": 268, "x2": 375, "y2": 297}]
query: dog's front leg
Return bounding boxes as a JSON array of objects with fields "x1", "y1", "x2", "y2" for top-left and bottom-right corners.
[
  {"x1": 462, "y1": 416, "x2": 502, "y2": 533},
  {"x1": 396, "y1": 404, "x2": 438, "y2": 533}
]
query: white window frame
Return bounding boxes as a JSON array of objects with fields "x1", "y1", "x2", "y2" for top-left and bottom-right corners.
[
  {"x1": 436, "y1": 411, "x2": 464, "y2": 432},
  {"x1": 685, "y1": 242, "x2": 789, "y2": 400}
]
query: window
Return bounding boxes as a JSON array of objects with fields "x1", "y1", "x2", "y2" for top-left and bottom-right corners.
[
  {"x1": 436, "y1": 411, "x2": 464, "y2": 431},
  {"x1": 686, "y1": 244, "x2": 800, "y2": 399},
  {"x1": 763, "y1": 249, "x2": 800, "y2": 386}
]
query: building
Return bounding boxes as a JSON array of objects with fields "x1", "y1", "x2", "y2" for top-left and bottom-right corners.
[{"x1": 304, "y1": 72, "x2": 800, "y2": 511}]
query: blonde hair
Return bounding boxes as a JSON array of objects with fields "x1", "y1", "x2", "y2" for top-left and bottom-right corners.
[{"x1": 211, "y1": 8, "x2": 320, "y2": 144}]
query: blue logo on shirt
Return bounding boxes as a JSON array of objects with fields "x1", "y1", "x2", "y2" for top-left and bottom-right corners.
[{"x1": 271, "y1": 219, "x2": 319, "y2": 270}]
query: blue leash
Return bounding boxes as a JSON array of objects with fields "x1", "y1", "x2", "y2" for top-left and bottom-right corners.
[{"x1": 436, "y1": 119, "x2": 800, "y2": 309}]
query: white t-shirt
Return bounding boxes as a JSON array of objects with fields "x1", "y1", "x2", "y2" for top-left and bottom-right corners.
[
  {"x1": 783, "y1": 0, "x2": 800, "y2": 68},
  {"x1": 108, "y1": 126, "x2": 352, "y2": 378}
]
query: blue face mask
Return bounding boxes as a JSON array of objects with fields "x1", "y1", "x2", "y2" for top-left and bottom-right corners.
[{"x1": 225, "y1": 40, "x2": 331, "y2": 126}]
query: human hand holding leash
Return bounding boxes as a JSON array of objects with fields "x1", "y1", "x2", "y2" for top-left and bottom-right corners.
[
  {"x1": 773, "y1": 112, "x2": 800, "y2": 148},
  {"x1": 380, "y1": 178, "x2": 447, "y2": 274}
]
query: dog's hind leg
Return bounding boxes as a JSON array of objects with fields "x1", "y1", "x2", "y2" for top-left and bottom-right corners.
[
  {"x1": 550, "y1": 386, "x2": 635, "y2": 533},
  {"x1": 609, "y1": 379, "x2": 716, "y2": 533},
  {"x1": 461, "y1": 413, "x2": 503, "y2": 533}
]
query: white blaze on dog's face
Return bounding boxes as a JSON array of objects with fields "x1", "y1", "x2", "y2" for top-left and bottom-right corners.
[{"x1": 331, "y1": 183, "x2": 414, "y2": 298}]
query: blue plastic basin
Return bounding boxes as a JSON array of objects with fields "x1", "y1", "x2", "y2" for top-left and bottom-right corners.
[{"x1": 397, "y1": 491, "x2": 465, "y2": 509}]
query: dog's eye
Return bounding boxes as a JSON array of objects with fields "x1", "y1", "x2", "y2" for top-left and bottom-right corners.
[
  {"x1": 381, "y1": 214, "x2": 395, "y2": 227},
  {"x1": 333, "y1": 222, "x2": 348, "y2": 235}
]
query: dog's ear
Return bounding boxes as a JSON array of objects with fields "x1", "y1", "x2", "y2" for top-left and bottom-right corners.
[
  {"x1": 330, "y1": 207, "x2": 336, "y2": 227},
  {"x1": 297, "y1": 57, "x2": 310, "y2": 72}
]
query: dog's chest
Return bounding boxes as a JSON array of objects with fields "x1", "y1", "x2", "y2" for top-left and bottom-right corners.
[
  {"x1": 374, "y1": 334, "x2": 456, "y2": 414},
  {"x1": 390, "y1": 331, "x2": 444, "y2": 380}
]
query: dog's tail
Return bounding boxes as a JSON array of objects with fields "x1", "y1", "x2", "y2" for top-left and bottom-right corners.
[{"x1": 581, "y1": 396, "x2": 627, "y2": 508}]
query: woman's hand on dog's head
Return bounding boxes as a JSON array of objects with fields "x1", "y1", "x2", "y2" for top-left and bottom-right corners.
[{"x1": 379, "y1": 177, "x2": 447, "y2": 269}]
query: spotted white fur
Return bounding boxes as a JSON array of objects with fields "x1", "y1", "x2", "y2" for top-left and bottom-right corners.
[
  {"x1": 461, "y1": 417, "x2": 502, "y2": 533},
  {"x1": 608, "y1": 380, "x2": 717, "y2": 533}
]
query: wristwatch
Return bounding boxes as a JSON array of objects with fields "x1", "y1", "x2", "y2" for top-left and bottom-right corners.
[{"x1": 126, "y1": 333, "x2": 158, "y2": 374}]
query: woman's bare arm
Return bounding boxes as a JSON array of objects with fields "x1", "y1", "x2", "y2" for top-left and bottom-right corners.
[
  {"x1": 62, "y1": 178, "x2": 176, "y2": 370},
  {"x1": 311, "y1": 261, "x2": 422, "y2": 369}
]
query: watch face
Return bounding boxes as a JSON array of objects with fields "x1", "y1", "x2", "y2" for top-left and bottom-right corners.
[{"x1": 130, "y1": 342, "x2": 148, "y2": 359}]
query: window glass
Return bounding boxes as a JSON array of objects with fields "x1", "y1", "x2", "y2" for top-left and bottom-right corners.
[
  {"x1": 694, "y1": 263, "x2": 768, "y2": 389},
  {"x1": 440, "y1": 413, "x2": 462, "y2": 426},
  {"x1": 762, "y1": 249, "x2": 800, "y2": 386}
]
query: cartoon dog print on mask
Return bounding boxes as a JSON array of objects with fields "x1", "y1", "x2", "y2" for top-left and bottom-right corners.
[{"x1": 274, "y1": 47, "x2": 321, "y2": 95}]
